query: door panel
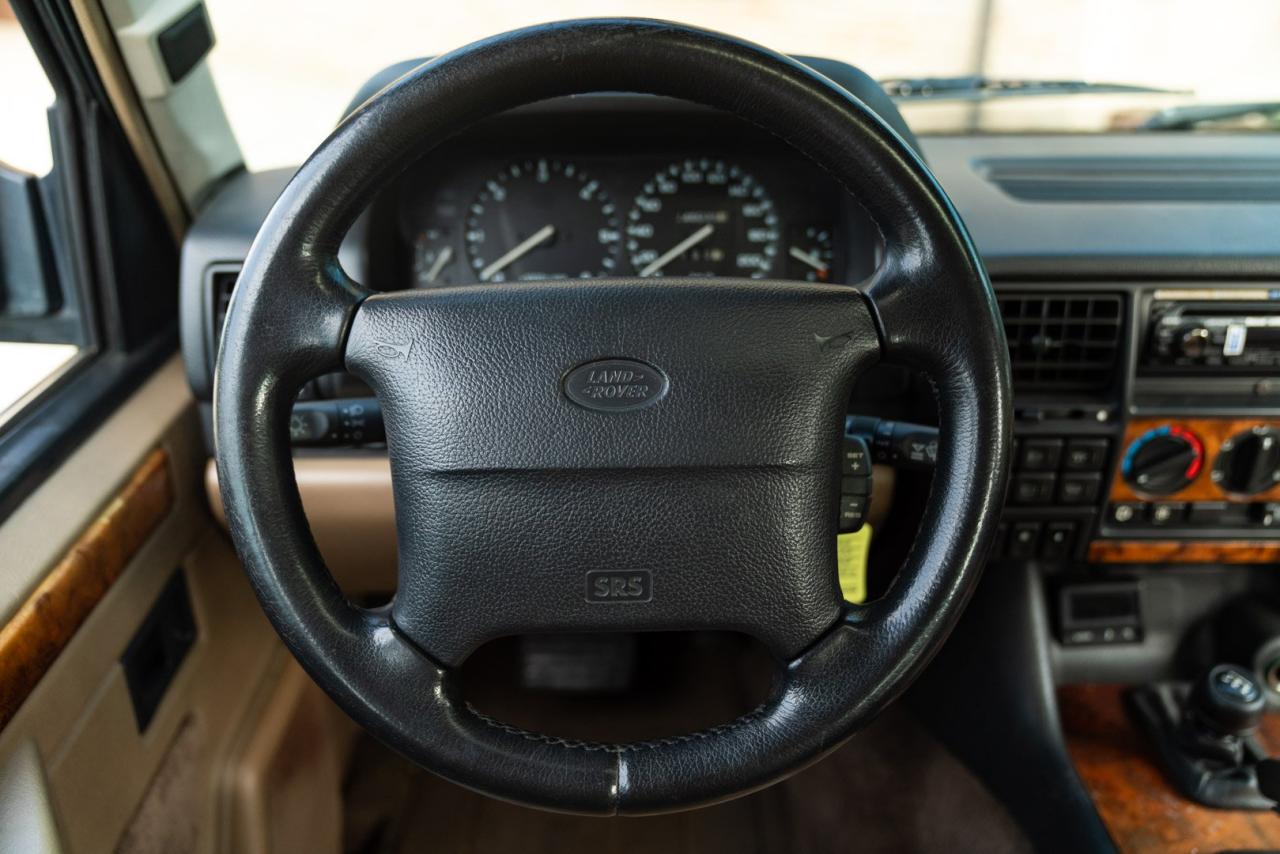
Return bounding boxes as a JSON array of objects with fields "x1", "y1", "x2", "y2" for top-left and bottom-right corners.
[{"x1": 0, "y1": 358, "x2": 289, "y2": 853}]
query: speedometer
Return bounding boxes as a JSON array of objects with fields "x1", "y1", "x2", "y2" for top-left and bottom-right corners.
[
  {"x1": 464, "y1": 159, "x2": 621, "y2": 282},
  {"x1": 626, "y1": 160, "x2": 779, "y2": 278}
]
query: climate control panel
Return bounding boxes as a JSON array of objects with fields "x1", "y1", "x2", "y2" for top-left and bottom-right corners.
[{"x1": 1100, "y1": 419, "x2": 1280, "y2": 557}]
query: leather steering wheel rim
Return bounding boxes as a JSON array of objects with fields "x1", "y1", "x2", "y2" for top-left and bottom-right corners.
[{"x1": 214, "y1": 18, "x2": 1011, "y2": 815}]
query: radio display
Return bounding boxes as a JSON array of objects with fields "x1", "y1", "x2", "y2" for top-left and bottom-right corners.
[{"x1": 1143, "y1": 288, "x2": 1280, "y2": 374}]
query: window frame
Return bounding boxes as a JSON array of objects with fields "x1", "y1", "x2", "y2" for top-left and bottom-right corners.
[{"x1": 0, "y1": 0, "x2": 179, "y2": 522}]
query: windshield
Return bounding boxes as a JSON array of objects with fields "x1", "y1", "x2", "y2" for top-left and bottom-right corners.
[{"x1": 204, "y1": 0, "x2": 1280, "y2": 170}]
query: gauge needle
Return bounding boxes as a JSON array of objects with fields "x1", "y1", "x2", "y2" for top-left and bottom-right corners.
[
  {"x1": 424, "y1": 245, "x2": 453, "y2": 284},
  {"x1": 788, "y1": 245, "x2": 829, "y2": 274},
  {"x1": 639, "y1": 224, "x2": 714, "y2": 277},
  {"x1": 479, "y1": 224, "x2": 556, "y2": 282}
]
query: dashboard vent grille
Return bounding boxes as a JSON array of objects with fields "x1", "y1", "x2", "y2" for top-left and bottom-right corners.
[
  {"x1": 976, "y1": 158, "x2": 1280, "y2": 203},
  {"x1": 210, "y1": 268, "x2": 239, "y2": 350},
  {"x1": 998, "y1": 293, "x2": 1123, "y2": 392}
]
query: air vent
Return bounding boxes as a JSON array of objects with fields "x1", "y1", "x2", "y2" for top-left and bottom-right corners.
[
  {"x1": 998, "y1": 293, "x2": 1123, "y2": 392},
  {"x1": 209, "y1": 267, "x2": 239, "y2": 351},
  {"x1": 976, "y1": 158, "x2": 1280, "y2": 203}
]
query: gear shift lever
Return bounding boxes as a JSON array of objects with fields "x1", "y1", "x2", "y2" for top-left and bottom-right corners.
[
  {"x1": 1180, "y1": 664, "x2": 1267, "y2": 765},
  {"x1": 1129, "y1": 663, "x2": 1275, "y2": 809}
]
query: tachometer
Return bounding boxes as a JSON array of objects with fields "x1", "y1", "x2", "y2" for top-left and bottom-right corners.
[
  {"x1": 626, "y1": 160, "x2": 779, "y2": 278},
  {"x1": 464, "y1": 159, "x2": 621, "y2": 282}
]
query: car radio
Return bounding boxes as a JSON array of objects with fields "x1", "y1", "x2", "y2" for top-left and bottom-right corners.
[{"x1": 1144, "y1": 288, "x2": 1280, "y2": 373}]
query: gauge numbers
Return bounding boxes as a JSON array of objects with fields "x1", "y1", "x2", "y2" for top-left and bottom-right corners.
[
  {"x1": 464, "y1": 159, "x2": 621, "y2": 282},
  {"x1": 626, "y1": 160, "x2": 779, "y2": 278}
]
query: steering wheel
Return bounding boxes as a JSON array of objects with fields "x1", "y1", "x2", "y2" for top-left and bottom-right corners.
[{"x1": 214, "y1": 19, "x2": 1011, "y2": 814}]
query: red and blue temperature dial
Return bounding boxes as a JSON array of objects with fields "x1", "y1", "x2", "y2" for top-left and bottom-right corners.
[{"x1": 1122, "y1": 425, "x2": 1204, "y2": 495}]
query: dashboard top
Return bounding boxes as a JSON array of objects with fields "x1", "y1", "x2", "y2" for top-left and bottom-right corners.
[
  {"x1": 184, "y1": 131, "x2": 1280, "y2": 278},
  {"x1": 180, "y1": 73, "x2": 1280, "y2": 402}
]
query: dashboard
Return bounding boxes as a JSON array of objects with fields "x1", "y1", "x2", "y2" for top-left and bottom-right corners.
[
  {"x1": 179, "y1": 63, "x2": 1280, "y2": 675},
  {"x1": 170, "y1": 53, "x2": 1280, "y2": 852}
]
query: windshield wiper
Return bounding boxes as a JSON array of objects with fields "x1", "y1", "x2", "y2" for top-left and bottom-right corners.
[
  {"x1": 1140, "y1": 101, "x2": 1280, "y2": 130},
  {"x1": 881, "y1": 75, "x2": 1183, "y2": 101}
]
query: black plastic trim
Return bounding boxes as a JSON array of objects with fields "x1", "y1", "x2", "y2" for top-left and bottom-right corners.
[
  {"x1": 157, "y1": 3, "x2": 213, "y2": 87},
  {"x1": 340, "y1": 55, "x2": 924, "y2": 160},
  {"x1": 910, "y1": 562, "x2": 1116, "y2": 854},
  {"x1": 121, "y1": 569, "x2": 197, "y2": 732},
  {"x1": 0, "y1": 0, "x2": 181, "y2": 526},
  {"x1": 0, "y1": 166, "x2": 63, "y2": 324}
]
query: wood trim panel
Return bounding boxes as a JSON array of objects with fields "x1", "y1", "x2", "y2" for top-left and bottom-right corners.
[
  {"x1": 1059, "y1": 683, "x2": 1280, "y2": 853},
  {"x1": 0, "y1": 449, "x2": 172, "y2": 732},
  {"x1": 1089, "y1": 540, "x2": 1280, "y2": 564},
  {"x1": 1109, "y1": 417, "x2": 1280, "y2": 503}
]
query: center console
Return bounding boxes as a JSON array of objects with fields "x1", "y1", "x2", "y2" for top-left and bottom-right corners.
[
  {"x1": 1091, "y1": 286, "x2": 1280, "y2": 563},
  {"x1": 977, "y1": 282, "x2": 1280, "y2": 568}
]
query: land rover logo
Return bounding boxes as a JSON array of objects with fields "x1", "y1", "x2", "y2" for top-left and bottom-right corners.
[{"x1": 563, "y1": 359, "x2": 669, "y2": 412}]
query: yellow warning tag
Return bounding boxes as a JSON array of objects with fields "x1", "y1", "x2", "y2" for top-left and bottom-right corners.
[{"x1": 837, "y1": 525, "x2": 873, "y2": 604}]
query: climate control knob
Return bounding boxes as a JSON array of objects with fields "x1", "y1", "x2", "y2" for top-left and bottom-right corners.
[
  {"x1": 1122, "y1": 425, "x2": 1204, "y2": 495},
  {"x1": 1213, "y1": 427, "x2": 1280, "y2": 496}
]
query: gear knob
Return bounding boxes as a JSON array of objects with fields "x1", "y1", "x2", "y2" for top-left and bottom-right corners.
[{"x1": 1189, "y1": 664, "x2": 1266, "y2": 737}]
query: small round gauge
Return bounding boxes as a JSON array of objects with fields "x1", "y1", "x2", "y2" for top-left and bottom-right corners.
[
  {"x1": 413, "y1": 228, "x2": 458, "y2": 287},
  {"x1": 626, "y1": 159, "x2": 779, "y2": 278},
  {"x1": 464, "y1": 159, "x2": 621, "y2": 282},
  {"x1": 786, "y1": 225, "x2": 834, "y2": 282}
]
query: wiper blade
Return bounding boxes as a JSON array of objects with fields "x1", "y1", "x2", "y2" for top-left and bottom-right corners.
[
  {"x1": 881, "y1": 75, "x2": 1183, "y2": 101},
  {"x1": 1141, "y1": 101, "x2": 1280, "y2": 130}
]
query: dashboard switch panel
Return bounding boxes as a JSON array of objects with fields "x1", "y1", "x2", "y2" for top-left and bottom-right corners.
[
  {"x1": 1059, "y1": 473, "x2": 1103, "y2": 505},
  {"x1": 1013, "y1": 473, "x2": 1057, "y2": 505},
  {"x1": 1007, "y1": 521, "x2": 1042, "y2": 559},
  {"x1": 1065, "y1": 438, "x2": 1110, "y2": 471},
  {"x1": 1019, "y1": 438, "x2": 1064, "y2": 471},
  {"x1": 1042, "y1": 522, "x2": 1078, "y2": 560}
]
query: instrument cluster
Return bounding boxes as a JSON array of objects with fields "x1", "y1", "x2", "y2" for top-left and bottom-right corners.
[{"x1": 393, "y1": 152, "x2": 875, "y2": 289}]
